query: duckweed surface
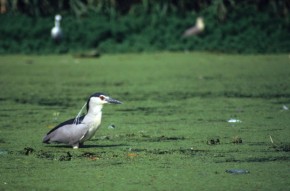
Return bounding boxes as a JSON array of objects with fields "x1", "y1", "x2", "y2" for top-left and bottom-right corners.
[{"x1": 0, "y1": 52, "x2": 290, "y2": 190}]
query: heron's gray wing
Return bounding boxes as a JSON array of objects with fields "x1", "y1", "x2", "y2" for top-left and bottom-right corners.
[
  {"x1": 45, "y1": 115, "x2": 85, "y2": 135},
  {"x1": 44, "y1": 123, "x2": 88, "y2": 145},
  {"x1": 183, "y1": 26, "x2": 199, "y2": 37},
  {"x1": 43, "y1": 116, "x2": 85, "y2": 144}
]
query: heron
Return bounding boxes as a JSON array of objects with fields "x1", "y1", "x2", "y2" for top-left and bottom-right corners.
[
  {"x1": 182, "y1": 17, "x2": 205, "y2": 37},
  {"x1": 43, "y1": 93, "x2": 122, "y2": 149},
  {"x1": 51, "y1": 14, "x2": 63, "y2": 43}
]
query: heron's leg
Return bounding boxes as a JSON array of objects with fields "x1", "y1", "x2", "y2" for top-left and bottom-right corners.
[{"x1": 72, "y1": 143, "x2": 79, "y2": 149}]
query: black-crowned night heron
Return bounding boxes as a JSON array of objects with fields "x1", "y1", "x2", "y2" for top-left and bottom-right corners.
[
  {"x1": 51, "y1": 14, "x2": 63, "y2": 42},
  {"x1": 43, "y1": 93, "x2": 122, "y2": 149},
  {"x1": 182, "y1": 17, "x2": 205, "y2": 37}
]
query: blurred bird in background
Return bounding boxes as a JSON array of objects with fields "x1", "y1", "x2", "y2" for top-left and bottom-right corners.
[
  {"x1": 182, "y1": 17, "x2": 205, "y2": 37},
  {"x1": 51, "y1": 14, "x2": 63, "y2": 43},
  {"x1": 0, "y1": 0, "x2": 7, "y2": 14}
]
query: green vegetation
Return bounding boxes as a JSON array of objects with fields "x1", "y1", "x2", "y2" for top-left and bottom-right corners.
[
  {"x1": 0, "y1": 52, "x2": 290, "y2": 190},
  {"x1": 1, "y1": 1, "x2": 290, "y2": 54}
]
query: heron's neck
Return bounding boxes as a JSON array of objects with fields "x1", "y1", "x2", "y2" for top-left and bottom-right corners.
[
  {"x1": 87, "y1": 105, "x2": 103, "y2": 116},
  {"x1": 55, "y1": 20, "x2": 60, "y2": 28},
  {"x1": 197, "y1": 20, "x2": 204, "y2": 30}
]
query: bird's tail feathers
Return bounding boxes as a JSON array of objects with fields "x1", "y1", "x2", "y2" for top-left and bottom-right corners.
[{"x1": 42, "y1": 134, "x2": 51, "y2": 144}]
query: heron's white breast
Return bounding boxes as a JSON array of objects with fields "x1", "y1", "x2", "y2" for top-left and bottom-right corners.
[
  {"x1": 51, "y1": 27, "x2": 61, "y2": 36},
  {"x1": 82, "y1": 112, "x2": 102, "y2": 141}
]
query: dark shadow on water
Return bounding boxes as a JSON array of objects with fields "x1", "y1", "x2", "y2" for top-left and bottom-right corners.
[
  {"x1": 45, "y1": 143, "x2": 128, "y2": 149},
  {"x1": 82, "y1": 143, "x2": 128, "y2": 148}
]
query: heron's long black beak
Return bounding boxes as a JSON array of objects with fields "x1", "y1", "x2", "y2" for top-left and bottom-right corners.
[{"x1": 106, "y1": 97, "x2": 122, "y2": 104}]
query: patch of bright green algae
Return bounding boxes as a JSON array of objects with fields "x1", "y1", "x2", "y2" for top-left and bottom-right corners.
[{"x1": 0, "y1": 52, "x2": 290, "y2": 190}]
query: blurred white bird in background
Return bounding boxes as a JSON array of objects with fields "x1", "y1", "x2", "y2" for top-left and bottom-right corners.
[
  {"x1": 51, "y1": 14, "x2": 63, "y2": 43},
  {"x1": 182, "y1": 17, "x2": 205, "y2": 37}
]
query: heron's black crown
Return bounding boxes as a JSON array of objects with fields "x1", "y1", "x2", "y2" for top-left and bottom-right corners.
[{"x1": 86, "y1": 92, "x2": 106, "y2": 111}]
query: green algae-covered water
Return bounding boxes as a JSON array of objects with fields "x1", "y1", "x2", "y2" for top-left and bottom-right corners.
[{"x1": 0, "y1": 52, "x2": 289, "y2": 190}]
